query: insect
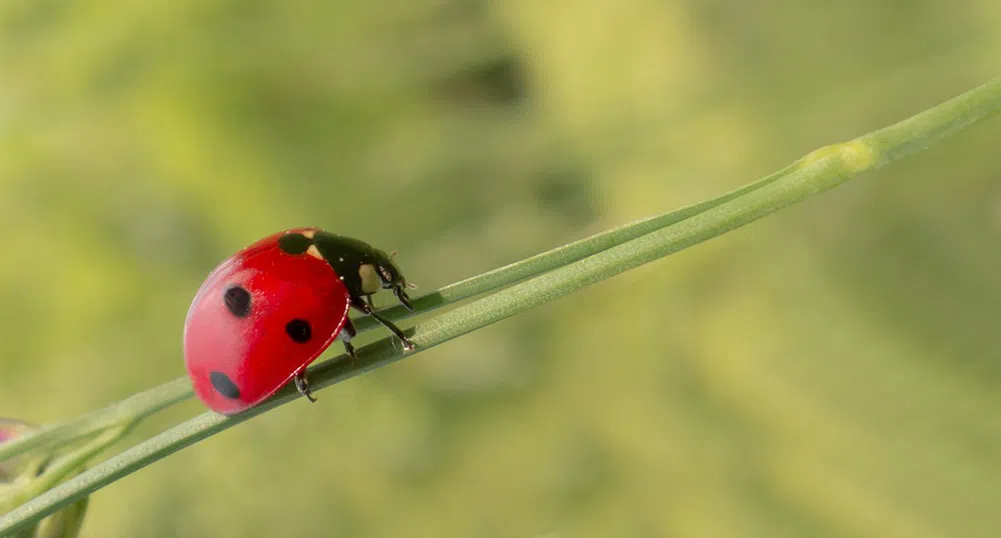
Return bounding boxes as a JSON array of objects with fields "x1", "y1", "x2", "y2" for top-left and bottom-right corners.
[{"x1": 183, "y1": 228, "x2": 416, "y2": 415}]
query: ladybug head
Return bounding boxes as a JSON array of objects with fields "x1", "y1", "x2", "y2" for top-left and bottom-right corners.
[{"x1": 372, "y1": 249, "x2": 416, "y2": 311}]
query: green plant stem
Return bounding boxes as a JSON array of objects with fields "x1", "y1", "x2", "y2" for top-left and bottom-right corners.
[
  {"x1": 351, "y1": 164, "x2": 791, "y2": 332},
  {"x1": 2, "y1": 75, "x2": 1000, "y2": 535},
  {"x1": 0, "y1": 426, "x2": 126, "y2": 517},
  {"x1": 10, "y1": 427, "x2": 126, "y2": 510},
  {"x1": 0, "y1": 159, "x2": 777, "y2": 466},
  {"x1": 0, "y1": 380, "x2": 190, "y2": 464}
]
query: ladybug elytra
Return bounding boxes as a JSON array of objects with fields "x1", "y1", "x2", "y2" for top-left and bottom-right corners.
[{"x1": 183, "y1": 228, "x2": 416, "y2": 415}]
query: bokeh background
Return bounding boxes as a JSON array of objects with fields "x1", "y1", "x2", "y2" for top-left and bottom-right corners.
[{"x1": 3, "y1": 0, "x2": 1001, "y2": 536}]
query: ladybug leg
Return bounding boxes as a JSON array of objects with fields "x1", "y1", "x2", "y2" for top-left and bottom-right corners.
[
  {"x1": 393, "y1": 284, "x2": 414, "y2": 311},
  {"x1": 350, "y1": 296, "x2": 416, "y2": 351},
  {"x1": 294, "y1": 371, "x2": 318, "y2": 403},
  {"x1": 339, "y1": 318, "x2": 358, "y2": 359},
  {"x1": 365, "y1": 295, "x2": 376, "y2": 310}
]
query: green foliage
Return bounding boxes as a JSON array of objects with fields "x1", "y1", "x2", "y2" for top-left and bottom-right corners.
[
  {"x1": 3, "y1": 0, "x2": 1001, "y2": 536},
  {"x1": 4, "y1": 76, "x2": 1001, "y2": 534}
]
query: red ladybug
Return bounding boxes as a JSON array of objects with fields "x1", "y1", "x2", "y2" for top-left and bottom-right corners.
[{"x1": 183, "y1": 228, "x2": 416, "y2": 415}]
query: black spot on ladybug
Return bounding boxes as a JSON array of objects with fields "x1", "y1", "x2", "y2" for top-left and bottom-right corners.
[
  {"x1": 278, "y1": 233, "x2": 312, "y2": 255},
  {"x1": 223, "y1": 285, "x2": 251, "y2": 317},
  {"x1": 210, "y1": 371, "x2": 241, "y2": 400},
  {"x1": 286, "y1": 319, "x2": 312, "y2": 343}
]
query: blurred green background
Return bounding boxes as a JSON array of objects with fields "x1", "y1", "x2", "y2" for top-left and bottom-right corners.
[{"x1": 3, "y1": 0, "x2": 1001, "y2": 536}]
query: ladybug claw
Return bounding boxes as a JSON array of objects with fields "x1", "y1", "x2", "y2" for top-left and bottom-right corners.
[
  {"x1": 294, "y1": 372, "x2": 317, "y2": 403},
  {"x1": 339, "y1": 318, "x2": 358, "y2": 361}
]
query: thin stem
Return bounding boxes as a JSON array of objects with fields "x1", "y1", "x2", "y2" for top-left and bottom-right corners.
[
  {"x1": 1, "y1": 75, "x2": 999, "y2": 535},
  {"x1": 0, "y1": 380, "x2": 190, "y2": 464},
  {"x1": 350, "y1": 162, "x2": 794, "y2": 332},
  {"x1": 0, "y1": 162, "x2": 775, "y2": 466},
  {"x1": 19, "y1": 427, "x2": 127, "y2": 504},
  {"x1": 0, "y1": 426, "x2": 126, "y2": 514}
]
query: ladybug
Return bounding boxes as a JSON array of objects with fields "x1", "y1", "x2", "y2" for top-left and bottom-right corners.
[{"x1": 183, "y1": 228, "x2": 416, "y2": 415}]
